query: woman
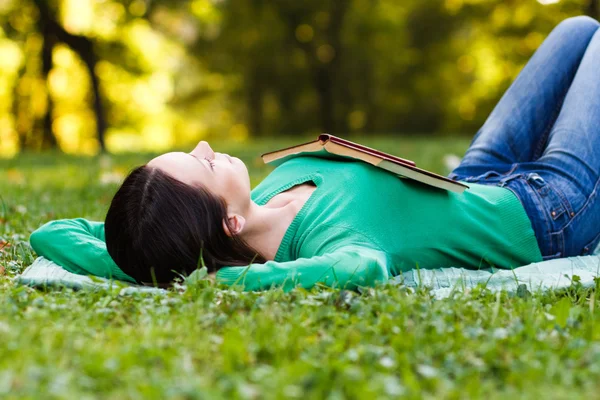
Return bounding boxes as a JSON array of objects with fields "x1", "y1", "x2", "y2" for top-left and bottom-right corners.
[{"x1": 30, "y1": 16, "x2": 600, "y2": 291}]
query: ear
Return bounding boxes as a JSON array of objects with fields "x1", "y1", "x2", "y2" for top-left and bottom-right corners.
[{"x1": 222, "y1": 214, "x2": 246, "y2": 237}]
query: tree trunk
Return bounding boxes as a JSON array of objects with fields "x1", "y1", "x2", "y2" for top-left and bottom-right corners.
[
  {"x1": 12, "y1": 65, "x2": 28, "y2": 150},
  {"x1": 34, "y1": 0, "x2": 107, "y2": 152},
  {"x1": 322, "y1": 0, "x2": 350, "y2": 134},
  {"x1": 40, "y1": 17, "x2": 58, "y2": 150},
  {"x1": 80, "y1": 47, "x2": 106, "y2": 151},
  {"x1": 277, "y1": 0, "x2": 350, "y2": 134},
  {"x1": 314, "y1": 66, "x2": 335, "y2": 133},
  {"x1": 588, "y1": 0, "x2": 599, "y2": 19}
]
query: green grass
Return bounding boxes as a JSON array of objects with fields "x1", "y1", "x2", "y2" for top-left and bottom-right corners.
[{"x1": 2, "y1": 136, "x2": 600, "y2": 399}]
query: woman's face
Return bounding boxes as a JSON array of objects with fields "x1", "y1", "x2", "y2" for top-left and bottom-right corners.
[{"x1": 147, "y1": 141, "x2": 252, "y2": 213}]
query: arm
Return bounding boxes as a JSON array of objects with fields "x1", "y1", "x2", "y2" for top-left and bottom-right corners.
[
  {"x1": 215, "y1": 246, "x2": 390, "y2": 291},
  {"x1": 29, "y1": 218, "x2": 136, "y2": 283}
]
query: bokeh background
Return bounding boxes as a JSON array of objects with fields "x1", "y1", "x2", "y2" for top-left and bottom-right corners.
[{"x1": 0, "y1": 0, "x2": 597, "y2": 157}]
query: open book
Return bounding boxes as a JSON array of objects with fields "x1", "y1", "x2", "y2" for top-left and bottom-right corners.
[{"x1": 261, "y1": 134, "x2": 469, "y2": 193}]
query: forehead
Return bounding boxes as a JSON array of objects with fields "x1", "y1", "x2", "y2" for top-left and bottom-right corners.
[
  {"x1": 147, "y1": 152, "x2": 208, "y2": 185},
  {"x1": 148, "y1": 152, "x2": 188, "y2": 167}
]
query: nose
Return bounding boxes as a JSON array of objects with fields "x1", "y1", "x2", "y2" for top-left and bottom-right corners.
[{"x1": 190, "y1": 141, "x2": 215, "y2": 160}]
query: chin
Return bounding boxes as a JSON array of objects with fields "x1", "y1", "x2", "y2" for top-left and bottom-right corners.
[
  {"x1": 235, "y1": 157, "x2": 248, "y2": 172},
  {"x1": 233, "y1": 159, "x2": 251, "y2": 185}
]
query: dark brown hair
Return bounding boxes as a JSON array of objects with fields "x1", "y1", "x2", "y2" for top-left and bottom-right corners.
[{"x1": 104, "y1": 165, "x2": 265, "y2": 284}]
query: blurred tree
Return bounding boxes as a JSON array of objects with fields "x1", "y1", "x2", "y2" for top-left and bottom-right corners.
[
  {"x1": 2, "y1": 0, "x2": 107, "y2": 150},
  {"x1": 273, "y1": 0, "x2": 351, "y2": 134},
  {"x1": 0, "y1": 0, "x2": 597, "y2": 155},
  {"x1": 152, "y1": 0, "x2": 595, "y2": 138},
  {"x1": 588, "y1": 0, "x2": 599, "y2": 17},
  {"x1": 33, "y1": 0, "x2": 106, "y2": 150}
]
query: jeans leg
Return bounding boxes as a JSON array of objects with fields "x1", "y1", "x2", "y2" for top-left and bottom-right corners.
[
  {"x1": 539, "y1": 27, "x2": 600, "y2": 195},
  {"x1": 452, "y1": 16, "x2": 600, "y2": 176},
  {"x1": 533, "y1": 25, "x2": 600, "y2": 255}
]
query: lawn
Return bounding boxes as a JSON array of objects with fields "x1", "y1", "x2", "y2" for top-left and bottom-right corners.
[{"x1": 2, "y1": 136, "x2": 600, "y2": 399}]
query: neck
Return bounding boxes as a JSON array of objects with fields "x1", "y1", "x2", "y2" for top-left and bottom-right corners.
[{"x1": 239, "y1": 200, "x2": 301, "y2": 261}]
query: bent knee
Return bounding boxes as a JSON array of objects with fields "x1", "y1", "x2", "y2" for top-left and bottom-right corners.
[{"x1": 556, "y1": 15, "x2": 600, "y2": 34}]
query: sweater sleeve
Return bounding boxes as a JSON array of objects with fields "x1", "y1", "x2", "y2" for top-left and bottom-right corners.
[
  {"x1": 29, "y1": 218, "x2": 136, "y2": 283},
  {"x1": 215, "y1": 246, "x2": 390, "y2": 291}
]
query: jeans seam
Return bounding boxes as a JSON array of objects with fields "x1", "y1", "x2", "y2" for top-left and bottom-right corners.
[
  {"x1": 582, "y1": 230, "x2": 600, "y2": 255},
  {"x1": 561, "y1": 176, "x2": 600, "y2": 232},
  {"x1": 524, "y1": 179, "x2": 555, "y2": 255},
  {"x1": 532, "y1": 83, "x2": 570, "y2": 161},
  {"x1": 533, "y1": 119, "x2": 552, "y2": 161},
  {"x1": 557, "y1": 229, "x2": 565, "y2": 257},
  {"x1": 551, "y1": 183, "x2": 575, "y2": 218}
]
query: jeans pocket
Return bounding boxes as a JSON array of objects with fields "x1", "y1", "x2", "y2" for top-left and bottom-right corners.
[
  {"x1": 580, "y1": 230, "x2": 600, "y2": 256},
  {"x1": 525, "y1": 173, "x2": 572, "y2": 225}
]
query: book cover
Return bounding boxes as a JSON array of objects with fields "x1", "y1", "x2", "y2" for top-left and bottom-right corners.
[{"x1": 261, "y1": 134, "x2": 469, "y2": 193}]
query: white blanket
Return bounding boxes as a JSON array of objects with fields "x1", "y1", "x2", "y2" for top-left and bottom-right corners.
[
  {"x1": 17, "y1": 246, "x2": 600, "y2": 298},
  {"x1": 16, "y1": 257, "x2": 165, "y2": 294},
  {"x1": 394, "y1": 255, "x2": 600, "y2": 299}
]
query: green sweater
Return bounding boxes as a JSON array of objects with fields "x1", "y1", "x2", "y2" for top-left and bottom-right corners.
[{"x1": 30, "y1": 156, "x2": 543, "y2": 290}]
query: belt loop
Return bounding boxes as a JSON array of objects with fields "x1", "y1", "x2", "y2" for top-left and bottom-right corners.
[{"x1": 499, "y1": 173, "x2": 522, "y2": 187}]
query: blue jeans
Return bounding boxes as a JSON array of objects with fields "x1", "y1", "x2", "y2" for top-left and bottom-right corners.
[{"x1": 448, "y1": 16, "x2": 600, "y2": 261}]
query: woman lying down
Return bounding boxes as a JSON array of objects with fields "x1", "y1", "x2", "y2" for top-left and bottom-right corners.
[{"x1": 31, "y1": 16, "x2": 600, "y2": 291}]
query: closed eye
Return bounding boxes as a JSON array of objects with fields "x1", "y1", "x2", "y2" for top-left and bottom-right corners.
[
  {"x1": 204, "y1": 157, "x2": 215, "y2": 170},
  {"x1": 187, "y1": 153, "x2": 214, "y2": 172}
]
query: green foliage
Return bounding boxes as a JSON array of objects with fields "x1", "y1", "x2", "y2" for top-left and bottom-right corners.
[
  {"x1": 4, "y1": 137, "x2": 600, "y2": 397},
  {"x1": 0, "y1": 0, "x2": 598, "y2": 154}
]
